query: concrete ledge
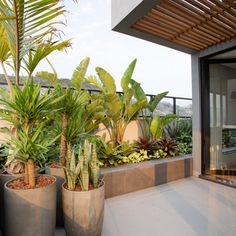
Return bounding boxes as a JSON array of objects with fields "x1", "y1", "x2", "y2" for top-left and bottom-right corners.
[{"x1": 101, "y1": 155, "x2": 193, "y2": 198}]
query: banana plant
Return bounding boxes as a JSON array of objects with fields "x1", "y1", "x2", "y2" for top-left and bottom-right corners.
[
  {"x1": 150, "y1": 114, "x2": 177, "y2": 140},
  {"x1": 139, "y1": 90, "x2": 176, "y2": 141},
  {"x1": 86, "y1": 59, "x2": 147, "y2": 146}
]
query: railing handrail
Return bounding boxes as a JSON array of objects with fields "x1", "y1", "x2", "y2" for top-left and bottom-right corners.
[{"x1": 0, "y1": 81, "x2": 192, "y2": 118}]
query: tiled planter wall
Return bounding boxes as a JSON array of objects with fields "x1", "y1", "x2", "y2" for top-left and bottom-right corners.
[{"x1": 102, "y1": 155, "x2": 193, "y2": 198}]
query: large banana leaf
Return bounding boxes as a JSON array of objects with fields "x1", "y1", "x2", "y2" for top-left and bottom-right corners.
[
  {"x1": 95, "y1": 67, "x2": 116, "y2": 94},
  {"x1": 148, "y1": 91, "x2": 168, "y2": 113},
  {"x1": 71, "y1": 57, "x2": 90, "y2": 91},
  {"x1": 126, "y1": 99, "x2": 146, "y2": 121},
  {"x1": 121, "y1": 59, "x2": 136, "y2": 93},
  {"x1": 150, "y1": 114, "x2": 176, "y2": 140},
  {"x1": 130, "y1": 79, "x2": 147, "y2": 102}
]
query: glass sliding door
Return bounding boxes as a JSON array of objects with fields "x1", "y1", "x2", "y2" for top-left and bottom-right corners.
[{"x1": 202, "y1": 58, "x2": 236, "y2": 185}]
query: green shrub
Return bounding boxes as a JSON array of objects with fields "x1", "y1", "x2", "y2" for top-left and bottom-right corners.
[
  {"x1": 164, "y1": 118, "x2": 192, "y2": 154},
  {"x1": 154, "y1": 137, "x2": 179, "y2": 158},
  {"x1": 97, "y1": 138, "x2": 134, "y2": 167},
  {"x1": 119, "y1": 149, "x2": 149, "y2": 164},
  {"x1": 0, "y1": 143, "x2": 9, "y2": 167}
]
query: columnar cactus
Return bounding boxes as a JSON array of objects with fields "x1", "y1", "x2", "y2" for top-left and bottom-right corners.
[{"x1": 64, "y1": 140, "x2": 101, "y2": 191}]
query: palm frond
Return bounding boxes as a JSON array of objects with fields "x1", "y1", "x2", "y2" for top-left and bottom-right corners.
[{"x1": 0, "y1": 0, "x2": 66, "y2": 83}]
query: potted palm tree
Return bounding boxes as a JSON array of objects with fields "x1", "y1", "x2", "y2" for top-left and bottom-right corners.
[
  {"x1": 44, "y1": 57, "x2": 95, "y2": 226},
  {"x1": 0, "y1": 81, "x2": 62, "y2": 236},
  {"x1": 62, "y1": 140, "x2": 104, "y2": 236}
]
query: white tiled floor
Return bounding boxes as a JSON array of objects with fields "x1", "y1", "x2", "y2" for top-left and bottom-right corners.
[{"x1": 56, "y1": 177, "x2": 236, "y2": 236}]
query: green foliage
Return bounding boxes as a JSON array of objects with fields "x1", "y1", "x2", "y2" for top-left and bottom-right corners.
[
  {"x1": 119, "y1": 149, "x2": 149, "y2": 164},
  {"x1": 71, "y1": 57, "x2": 90, "y2": 91},
  {"x1": 134, "y1": 136, "x2": 157, "y2": 155},
  {"x1": 0, "y1": 0, "x2": 66, "y2": 84},
  {"x1": 148, "y1": 92, "x2": 168, "y2": 113},
  {"x1": 64, "y1": 143, "x2": 81, "y2": 191},
  {"x1": 25, "y1": 39, "x2": 71, "y2": 78},
  {"x1": 86, "y1": 59, "x2": 146, "y2": 146},
  {"x1": 138, "y1": 91, "x2": 177, "y2": 155},
  {"x1": 0, "y1": 23, "x2": 10, "y2": 63},
  {"x1": 150, "y1": 114, "x2": 177, "y2": 140},
  {"x1": 64, "y1": 140, "x2": 101, "y2": 191},
  {"x1": 97, "y1": 137, "x2": 134, "y2": 167},
  {"x1": 11, "y1": 125, "x2": 60, "y2": 166},
  {"x1": 155, "y1": 137, "x2": 179, "y2": 158},
  {"x1": 164, "y1": 118, "x2": 192, "y2": 154},
  {"x1": 0, "y1": 80, "x2": 61, "y2": 128},
  {"x1": 0, "y1": 80, "x2": 62, "y2": 167},
  {"x1": 0, "y1": 143, "x2": 9, "y2": 166}
]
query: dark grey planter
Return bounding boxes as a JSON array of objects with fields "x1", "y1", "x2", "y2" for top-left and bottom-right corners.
[
  {"x1": 62, "y1": 182, "x2": 105, "y2": 236},
  {"x1": 102, "y1": 155, "x2": 193, "y2": 198},
  {"x1": 4, "y1": 175, "x2": 56, "y2": 236},
  {"x1": 0, "y1": 171, "x2": 23, "y2": 235},
  {"x1": 45, "y1": 165, "x2": 65, "y2": 227}
]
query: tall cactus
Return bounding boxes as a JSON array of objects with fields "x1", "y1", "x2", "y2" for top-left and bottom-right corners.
[{"x1": 64, "y1": 140, "x2": 101, "y2": 191}]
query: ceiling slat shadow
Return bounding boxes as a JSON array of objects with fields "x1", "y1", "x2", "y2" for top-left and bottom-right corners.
[{"x1": 132, "y1": 0, "x2": 236, "y2": 51}]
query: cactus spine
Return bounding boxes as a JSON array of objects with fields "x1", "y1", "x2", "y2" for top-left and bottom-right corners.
[{"x1": 64, "y1": 140, "x2": 101, "y2": 191}]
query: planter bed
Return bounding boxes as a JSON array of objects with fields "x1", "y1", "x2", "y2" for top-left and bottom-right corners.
[{"x1": 101, "y1": 155, "x2": 192, "y2": 198}]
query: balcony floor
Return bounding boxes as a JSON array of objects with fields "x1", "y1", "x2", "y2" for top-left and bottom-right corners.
[{"x1": 56, "y1": 177, "x2": 236, "y2": 236}]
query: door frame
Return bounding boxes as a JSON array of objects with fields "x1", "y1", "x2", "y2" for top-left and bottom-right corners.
[{"x1": 201, "y1": 57, "x2": 236, "y2": 176}]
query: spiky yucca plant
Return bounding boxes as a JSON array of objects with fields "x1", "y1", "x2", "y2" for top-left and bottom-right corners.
[{"x1": 64, "y1": 140, "x2": 101, "y2": 191}]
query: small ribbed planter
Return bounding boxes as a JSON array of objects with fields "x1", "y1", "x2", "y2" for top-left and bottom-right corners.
[
  {"x1": 62, "y1": 182, "x2": 105, "y2": 236},
  {"x1": 0, "y1": 171, "x2": 24, "y2": 234},
  {"x1": 4, "y1": 175, "x2": 56, "y2": 236},
  {"x1": 45, "y1": 165, "x2": 65, "y2": 226}
]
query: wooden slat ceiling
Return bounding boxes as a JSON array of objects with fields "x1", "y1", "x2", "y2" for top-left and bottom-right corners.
[{"x1": 132, "y1": 0, "x2": 236, "y2": 51}]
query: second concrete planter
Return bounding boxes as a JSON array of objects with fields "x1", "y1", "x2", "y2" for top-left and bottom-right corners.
[
  {"x1": 62, "y1": 182, "x2": 105, "y2": 236},
  {"x1": 0, "y1": 171, "x2": 24, "y2": 234},
  {"x1": 4, "y1": 175, "x2": 56, "y2": 236},
  {"x1": 45, "y1": 165, "x2": 65, "y2": 226}
]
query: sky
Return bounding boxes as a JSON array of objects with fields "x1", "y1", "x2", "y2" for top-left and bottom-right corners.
[{"x1": 2, "y1": 0, "x2": 192, "y2": 98}]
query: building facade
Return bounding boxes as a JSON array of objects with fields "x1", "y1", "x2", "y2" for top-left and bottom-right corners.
[{"x1": 112, "y1": 0, "x2": 236, "y2": 186}]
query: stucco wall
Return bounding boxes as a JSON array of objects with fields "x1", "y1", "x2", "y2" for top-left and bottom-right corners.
[
  {"x1": 111, "y1": 0, "x2": 142, "y2": 29},
  {"x1": 0, "y1": 120, "x2": 143, "y2": 143},
  {"x1": 191, "y1": 55, "x2": 202, "y2": 176},
  {"x1": 0, "y1": 120, "x2": 11, "y2": 143}
]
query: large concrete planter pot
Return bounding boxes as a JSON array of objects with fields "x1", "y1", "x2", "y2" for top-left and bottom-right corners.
[
  {"x1": 45, "y1": 165, "x2": 65, "y2": 226},
  {"x1": 4, "y1": 175, "x2": 56, "y2": 236},
  {"x1": 62, "y1": 182, "x2": 105, "y2": 236},
  {"x1": 0, "y1": 170, "x2": 24, "y2": 234}
]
